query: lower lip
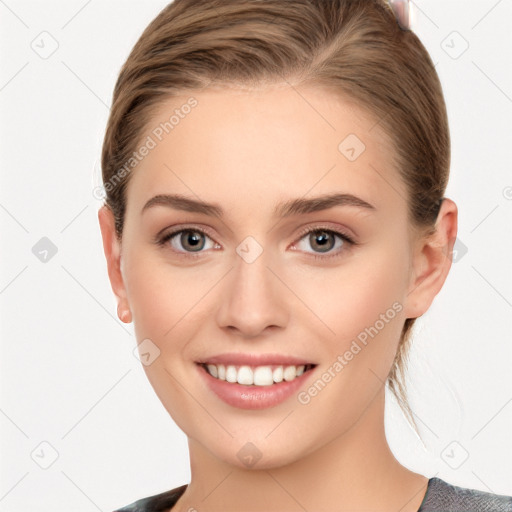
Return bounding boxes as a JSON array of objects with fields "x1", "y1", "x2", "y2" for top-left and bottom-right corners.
[{"x1": 196, "y1": 364, "x2": 317, "y2": 410}]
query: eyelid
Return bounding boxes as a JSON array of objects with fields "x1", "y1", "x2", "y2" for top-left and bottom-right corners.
[
  {"x1": 154, "y1": 223, "x2": 217, "y2": 242},
  {"x1": 291, "y1": 222, "x2": 356, "y2": 246}
]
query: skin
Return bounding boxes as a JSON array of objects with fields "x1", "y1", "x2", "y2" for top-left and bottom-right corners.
[{"x1": 99, "y1": 84, "x2": 457, "y2": 512}]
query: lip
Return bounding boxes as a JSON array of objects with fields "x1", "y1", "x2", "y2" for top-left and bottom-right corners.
[
  {"x1": 196, "y1": 362, "x2": 318, "y2": 410},
  {"x1": 195, "y1": 352, "x2": 315, "y2": 367}
]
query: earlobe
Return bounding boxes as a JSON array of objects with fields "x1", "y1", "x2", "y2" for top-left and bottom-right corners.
[
  {"x1": 403, "y1": 198, "x2": 458, "y2": 319},
  {"x1": 98, "y1": 206, "x2": 131, "y2": 319},
  {"x1": 117, "y1": 302, "x2": 133, "y2": 323}
]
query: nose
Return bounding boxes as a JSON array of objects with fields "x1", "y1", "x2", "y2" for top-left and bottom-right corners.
[{"x1": 215, "y1": 248, "x2": 289, "y2": 339}]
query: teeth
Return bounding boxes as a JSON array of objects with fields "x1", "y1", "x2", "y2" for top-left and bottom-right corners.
[
  {"x1": 254, "y1": 366, "x2": 273, "y2": 386},
  {"x1": 226, "y1": 365, "x2": 237, "y2": 383},
  {"x1": 283, "y1": 365, "x2": 296, "y2": 381},
  {"x1": 237, "y1": 365, "x2": 253, "y2": 385},
  {"x1": 203, "y1": 363, "x2": 310, "y2": 385},
  {"x1": 206, "y1": 364, "x2": 218, "y2": 378},
  {"x1": 273, "y1": 366, "x2": 283, "y2": 383}
]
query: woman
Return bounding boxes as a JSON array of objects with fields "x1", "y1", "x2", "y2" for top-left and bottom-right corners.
[{"x1": 98, "y1": 0, "x2": 512, "y2": 510}]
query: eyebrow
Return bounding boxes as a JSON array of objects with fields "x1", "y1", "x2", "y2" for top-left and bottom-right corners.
[{"x1": 141, "y1": 192, "x2": 376, "y2": 218}]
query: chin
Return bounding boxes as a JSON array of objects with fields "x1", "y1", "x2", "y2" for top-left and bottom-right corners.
[{"x1": 204, "y1": 433, "x2": 311, "y2": 472}]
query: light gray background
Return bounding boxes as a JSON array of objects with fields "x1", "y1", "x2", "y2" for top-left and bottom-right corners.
[{"x1": 1, "y1": 1, "x2": 511, "y2": 510}]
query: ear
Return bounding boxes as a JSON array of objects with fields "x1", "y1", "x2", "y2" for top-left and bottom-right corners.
[
  {"x1": 403, "y1": 198, "x2": 458, "y2": 319},
  {"x1": 98, "y1": 205, "x2": 130, "y2": 318}
]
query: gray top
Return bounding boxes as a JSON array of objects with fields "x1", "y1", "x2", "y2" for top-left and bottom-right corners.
[
  {"x1": 114, "y1": 477, "x2": 512, "y2": 511},
  {"x1": 418, "y1": 477, "x2": 512, "y2": 511}
]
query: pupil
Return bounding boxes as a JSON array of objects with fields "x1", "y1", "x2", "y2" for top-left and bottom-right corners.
[
  {"x1": 182, "y1": 231, "x2": 204, "y2": 251},
  {"x1": 311, "y1": 231, "x2": 333, "y2": 253}
]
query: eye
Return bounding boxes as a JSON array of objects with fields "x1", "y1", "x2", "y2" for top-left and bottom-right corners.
[
  {"x1": 156, "y1": 224, "x2": 356, "y2": 260},
  {"x1": 291, "y1": 226, "x2": 355, "y2": 260},
  {"x1": 157, "y1": 226, "x2": 219, "y2": 257}
]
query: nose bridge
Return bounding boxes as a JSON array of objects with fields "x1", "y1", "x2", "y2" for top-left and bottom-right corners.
[{"x1": 215, "y1": 236, "x2": 288, "y2": 336}]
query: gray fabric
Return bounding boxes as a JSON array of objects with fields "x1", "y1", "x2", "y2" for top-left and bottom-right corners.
[
  {"x1": 114, "y1": 477, "x2": 512, "y2": 511},
  {"x1": 418, "y1": 477, "x2": 512, "y2": 512}
]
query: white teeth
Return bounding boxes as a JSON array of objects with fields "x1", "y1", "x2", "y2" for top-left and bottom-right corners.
[
  {"x1": 225, "y1": 365, "x2": 237, "y2": 383},
  {"x1": 283, "y1": 365, "x2": 297, "y2": 381},
  {"x1": 253, "y1": 366, "x2": 273, "y2": 386},
  {"x1": 203, "y1": 363, "x2": 310, "y2": 385},
  {"x1": 272, "y1": 366, "x2": 283, "y2": 383},
  {"x1": 237, "y1": 365, "x2": 253, "y2": 385},
  {"x1": 206, "y1": 364, "x2": 218, "y2": 378}
]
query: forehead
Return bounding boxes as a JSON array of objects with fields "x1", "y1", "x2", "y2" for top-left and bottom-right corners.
[{"x1": 127, "y1": 85, "x2": 406, "y2": 218}]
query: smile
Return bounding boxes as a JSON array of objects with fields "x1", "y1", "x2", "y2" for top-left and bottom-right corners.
[
  {"x1": 195, "y1": 358, "x2": 319, "y2": 410},
  {"x1": 200, "y1": 363, "x2": 317, "y2": 386}
]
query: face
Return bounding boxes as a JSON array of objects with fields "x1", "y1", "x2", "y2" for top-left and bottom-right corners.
[{"x1": 101, "y1": 84, "x2": 440, "y2": 469}]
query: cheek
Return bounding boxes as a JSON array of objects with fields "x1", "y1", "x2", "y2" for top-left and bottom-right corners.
[
  {"x1": 289, "y1": 250, "x2": 408, "y2": 439},
  {"x1": 125, "y1": 267, "x2": 176, "y2": 339},
  {"x1": 122, "y1": 255, "x2": 214, "y2": 431},
  {"x1": 123, "y1": 244, "x2": 186, "y2": 328},
  {"x1": 123, "y1": 249, "x2": 221, "y2": 353},
  {"x1": 287, "y1": 245, "x2": 408, "y2": 350}
]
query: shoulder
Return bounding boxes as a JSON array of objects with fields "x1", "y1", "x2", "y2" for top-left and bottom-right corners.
[
  {"x1": 419, "y1": 477, "x2": 512, "y2": 512},
  {"x1": 112, "y1": 483, "x2": 188, "y2": 512}
]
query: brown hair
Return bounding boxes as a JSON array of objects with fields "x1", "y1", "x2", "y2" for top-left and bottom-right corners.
[{"x1": 101, "y1": 0, "x2": 450, "y2": 434}]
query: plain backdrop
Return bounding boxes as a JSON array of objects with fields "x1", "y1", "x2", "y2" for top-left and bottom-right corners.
[{"x1": 1, "y1": 1, "x2": 511, "y2": 511}]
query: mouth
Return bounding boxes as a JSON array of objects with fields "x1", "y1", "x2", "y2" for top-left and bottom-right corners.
[{"x1": 197, "y1": 362, "x2": 318, "y2": 386}]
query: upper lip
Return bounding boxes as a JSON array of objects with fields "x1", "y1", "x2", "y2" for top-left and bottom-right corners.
[{"x1": 196, "y1": 353, "x2": 316, "y2": 367}]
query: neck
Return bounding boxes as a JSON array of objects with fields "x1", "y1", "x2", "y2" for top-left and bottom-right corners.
[{"x1": 174, "y1": 388, "x2": 428, "y2": 512}]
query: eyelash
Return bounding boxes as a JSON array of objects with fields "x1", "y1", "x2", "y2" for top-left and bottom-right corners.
[{"x1": 156, "y1": 224, "x2": 356, "y2": 261}]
